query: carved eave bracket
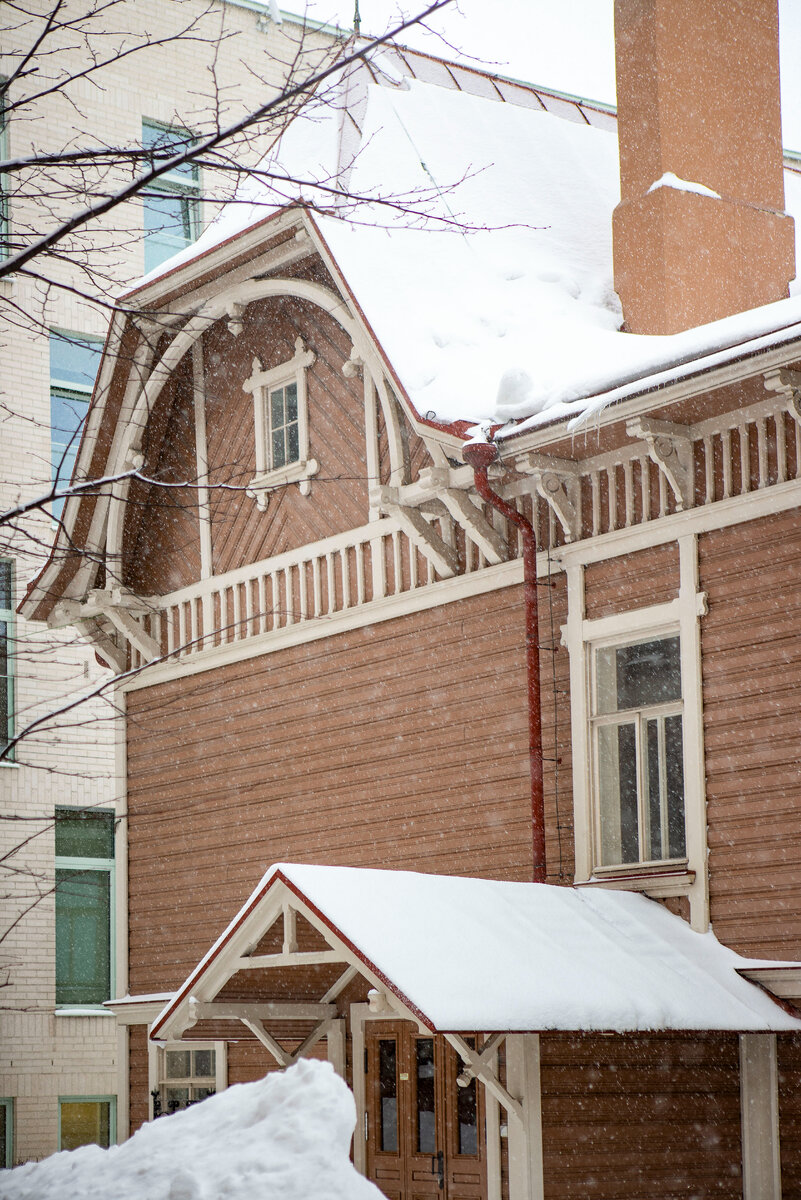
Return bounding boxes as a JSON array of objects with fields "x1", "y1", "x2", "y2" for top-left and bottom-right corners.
[
  {"x1": 515, "y1": 453, "x2": 581, "y2": 542},
  {"x1": 371, "y1": 463, "x2": 510, "y2": 576},
  {"x1": 763, "y1": 367, "x2": 801, "y2": 425},
  {"x1": 49, "y1": 587, "x2": 159, "y2": 672},
  {"x1": 626, "y1": 416, "x2": 694, "y2": 510}
]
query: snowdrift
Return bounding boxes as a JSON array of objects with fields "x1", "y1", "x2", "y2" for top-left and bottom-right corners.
[{"x1": 2, "y1": 1059, "x2": 383, "y2": 1200}]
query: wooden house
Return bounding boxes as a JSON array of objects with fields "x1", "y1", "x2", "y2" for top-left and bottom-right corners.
[{"x1": 23, "y1": 1, "x2": 801, "y2": 1195}]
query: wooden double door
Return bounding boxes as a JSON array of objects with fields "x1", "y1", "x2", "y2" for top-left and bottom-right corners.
[{"x1": 365, "y1": 1021, "x2": 487, "y2": 1200}]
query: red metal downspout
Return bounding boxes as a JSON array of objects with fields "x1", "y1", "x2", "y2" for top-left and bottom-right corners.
[{"x1": 462, "y1": 440, "x2": 546, "y2": 884}]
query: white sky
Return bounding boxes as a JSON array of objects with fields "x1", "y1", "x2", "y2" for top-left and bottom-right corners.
[{"x1": 299, "y1": 0, "x2": 801, "y2": 152}]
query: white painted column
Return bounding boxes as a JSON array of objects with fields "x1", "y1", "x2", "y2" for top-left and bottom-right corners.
[
  {"x1": 484, "y1": 1051, "x2": 502, "y2": 1200},
  {"x1": 327, "y1": 1018, "x2": 346, "y2": 1079},
  {"x1": 678, "y1": 532, "x2": 710, "y2": 931},
  {"x1": 192, "y1": 340, "x2": 213, "y2": 581},
  {"x1": 505, "y1": 1034, "x2": 545, "y2": 1200},
  {"x1": 740, "y1": 1033, "x2": 781, "y2": 1200}
]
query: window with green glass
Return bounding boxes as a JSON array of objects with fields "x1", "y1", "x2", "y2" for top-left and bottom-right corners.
[
  {"x1": 59, "y1": 1097, "x2": 115, "y2": 1151},
  {"x1": 141, "y1": 120, "x2": 200, "y2": 273},
  {"x1": 50, "y1": 330, "x2": 103, "y2": 519},
  {"x1": 0, "y1": 1098, "x2": 13, "y2": 1167},
  {"x1": 1, "y1": 560, "x2": 13, "y2": 760},
  {"x1": 55, "y1": 809, "x2": 115, "y2": 1007}
]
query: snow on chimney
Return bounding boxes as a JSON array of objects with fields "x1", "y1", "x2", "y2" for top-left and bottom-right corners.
[{"x1": 612, "y1": 0, "x2": 795, "y2": 336}]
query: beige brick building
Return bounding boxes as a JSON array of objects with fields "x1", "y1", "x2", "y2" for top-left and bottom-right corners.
[{"x1": 0, "y1": 0, "x2": 334, "y2": 1164}]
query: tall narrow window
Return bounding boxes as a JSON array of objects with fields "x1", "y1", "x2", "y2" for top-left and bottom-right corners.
[
  {"x1": 49, "y1": 330, "x2": 102, "y2": 518},
  {"x1": 59, "y1": 1097, "x2": 115, "y2": 1150},
  {"x1": 55, "y1": 808, "x2": 115, "y2": 1007},
  {"x1": 592, "y1": 635, "x2": 686, "y2": 867},
  {"x1": 0, "y1": 560, "x2": 13, "y2": 759},
  {"x1": 141, "y1": 120, "x2": 200, "y2": 273},
  {"x1": 0, "y1": 80, "x2": 9, "y2": 259},
  {"x1": 377, "y1": 1039, "x2": 398, "y2": 1152}
]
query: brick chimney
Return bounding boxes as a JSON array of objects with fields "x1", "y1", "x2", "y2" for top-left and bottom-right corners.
[{"x1": 612, "y1": 0, "x2": 795, "y2": 335}]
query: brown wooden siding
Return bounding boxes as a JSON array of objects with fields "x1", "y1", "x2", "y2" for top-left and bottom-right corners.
[
  {"x1": 540, "y1": 1033, "x2": 742, "y2": 1199},
  {"x1": 778, "y1": 1033, "x2": 801, "y2": 1193},
  {"x1": 700, "y1": 511, "x2": 801, "y2": 959},
  {"x1": 128, "y1": 1025, "x2": 150, "y2": 1134},
  {"x1": 583, "y1": 542, "x2": 679, "y2": 619},
  {"x1": 126, "y1": 587, "x2": 551, "y2": 994}
]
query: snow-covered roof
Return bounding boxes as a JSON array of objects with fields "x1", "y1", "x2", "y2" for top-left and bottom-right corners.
[
  {"x1": 153, "y1": 863, "x2": 801, "y2": 1036},
  {"x1": 130, "y1": 53, "x2": 801, "y2": 434}
]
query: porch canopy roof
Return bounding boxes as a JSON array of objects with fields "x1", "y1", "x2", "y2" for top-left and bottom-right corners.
[{"x1": 151, "y1": 864, "x2": 801, "y2": 1042}]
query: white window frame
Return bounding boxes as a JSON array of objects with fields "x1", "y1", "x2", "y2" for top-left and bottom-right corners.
[
  {"x1": 589, "y1": 628, "x2": 686, "y2": 871},
  {"x1": 141, "y1": 118, "x2": 201, "y2": 273},
  {"x1": 148, "y1": 1040, "x2": 226, "y2": 1120},
  {"x1": 243, "y1": 336, "x2": 318, "y2": 510},
  {"x1": 563, "y1": 535, "x2": 709, "y2": 931}
]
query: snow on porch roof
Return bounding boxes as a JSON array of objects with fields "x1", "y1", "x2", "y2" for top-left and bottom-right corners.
[{"x1": 151, "y1": 864, "x2": 801, "y2": 1038}]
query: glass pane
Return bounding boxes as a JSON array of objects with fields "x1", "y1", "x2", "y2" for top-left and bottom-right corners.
[
  {"x1": 0, "y1": 560, "x2": 13, "y2": 610},
  {"x1": 49, "y1": 330, "x2": 102, "y2": 391},
  {"x1": 143, "y1": 192, "x2": 196, "y2": 269},
  {"x1": 597, "y1": 637, "x2": 681, "y2": 714},
  {"x1": 416, "y1": 1038, "x2": 436, "y2": 1154},
  {"x1": 378, "y1": 1040, "x2": 398, "y2": 1153},
  {"x1": 0, "y1": 619, "x2": 8, "y2": 751},
  {"x1": 51, "y1": 389, "x2": 89, "y2": 489},
  {"x1": 457, "y1": 1075, "x2": 478, "y2": 1156},
  {"x1": 272, "y1": 428, "x2": 286, "y2": 469},
  {"x1": 142, "y1": 121, "x2": 198, "y2": 183},
  {"x1": 665, "y1": 714, "x2": 686, "y2": 858},
  {"x1": 55, "y1": 809, "x2": 114, "y2": 859},
  {"x1": 0, "y1": 1103, "x2": 7, "y2": 1167},
  {"x1": 165, "y1": 1088, "x2": 190, "y2": 1113},
  {"x1": 165, "y1": 1050, "x2": 191, "y2": 1079},
  {"x1": 286, "y1": 421, "x2": 300, "y2": 464},
  {"x1": 598, "y1": 722, "x2": 638, "y2": 864},
  {"x1": 60, "y1": 1101, "x2": 110, "y2": 1151},
  {"x1": 646, "y1": 718, "x2": 663, "y2": 860},
  {"x1": 55, "y1": 869, "x2": 111, "y2": 1005},
  {"x1": 270, "y1": 387, "x2": 285, "y2": 428},
  {"x1": 285, "y1": 382, "x2": 298, "y2": 422},
  {"x1": 192, "y1": 1048, "x2": 215, "y2": 1077},
  {"x1": 191, "y1": 1087, "x2": 215, "y2": 1103}
]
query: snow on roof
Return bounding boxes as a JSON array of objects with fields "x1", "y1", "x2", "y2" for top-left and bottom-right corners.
[
  {"x1": 1, "y1": 1059, "x2": 380, "y2": 1200},
  {"x1": 134, "y1": 62, "x2": 801, "y2": 432},
  {"x1": 157, "y1": 863, "x2": 801, "y2": 1035}
]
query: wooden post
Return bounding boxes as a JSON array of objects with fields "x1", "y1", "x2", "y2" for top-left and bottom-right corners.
[
  {"x1": 505, "y1": 1034, "x2": 544, "y2": 1200},
  {"x1": 740, "y1": 1033, "x2": 781, "y2": 1200}
]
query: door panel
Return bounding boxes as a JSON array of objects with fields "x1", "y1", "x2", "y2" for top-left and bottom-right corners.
[{"x1": 364, "y1": 1021, "x2": 487, "y2": 1200}]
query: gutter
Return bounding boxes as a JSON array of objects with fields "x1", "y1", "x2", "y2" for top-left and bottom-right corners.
[{"x1": 462, "y1": 439, "x2": 546, "y2": 884}]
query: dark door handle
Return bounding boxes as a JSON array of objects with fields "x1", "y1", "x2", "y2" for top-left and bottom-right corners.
[{"x1": 433, "y1": 1149, "x2": 444, "y2": 1189}]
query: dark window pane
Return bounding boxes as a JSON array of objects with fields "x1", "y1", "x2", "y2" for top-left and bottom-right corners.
[
  {"x1": 617, "y1": 723, "x2": 639, "y2": 862},
  {"x1": 457, "y1": 1076, "x2": 478, "y2": 1155},
  {"x1": 193, "y1": 1049, "x2": 215, "y2": 1078},
  {"x1": 272, "y1": 428, "x2": 285, "y2": 469},
  {"x1": 0, "y1": 560, "x2": 13, "y2": 609},
  {"x1": 665, "y1": 714, "x2": 686, "y2": 857},
  {"x1": 287, "y1": 421, "x2": 300, "y2": 463},
  {"x1": 285, "y1": 382, "x2": 298, "y2": 422},
  {"x1": 165, "y1": 1050, "x2": 191, "y2": 1079},
  {"x1": 55, "y1": 869, "x2": 111, "y2": 1005},
  {"x1": 416, "y1": 1038, "x2": 436, "y2": 1154},
  {"x1": 646, "y1": 718, "x2": 663, "y2": 860},
  {"x1": 597, "y1": 637, "x2": 681, "y2": 713},
  {"x1": 598, "y1": 721, "x2": 638, "y2": 865},
  {"x1": 55, "y1": 809, "x2": 114, "y2": 859},
  {"x1": 270, "y1": 387, "x2": 285, "y2": 428},
  {"x1": 378, "y1": 1040, "x2": 398, "y2": 1153}
]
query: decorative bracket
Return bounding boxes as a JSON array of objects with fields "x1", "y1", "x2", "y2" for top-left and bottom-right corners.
[
  {"x1": 444, "y1": 1033, "x2": 523, "y2": 1125},
  {"x1": 516, "y1": 453, "x2": 581, "y2": 542},
  {"x1": 341, "y1": 346, "x2": 364, "y2": 379},
  {"x1": 626, "y1": 416, "x2": 694, "y2": 510},
  {"x1": 48, "y1": 587, "x2": 160, "y2": 670},
  {"x1": 763, "y1": 367, "x2": 801, "y2": 425},
  {"x1": 226, "y1": 302, "x2": 246, "y2": 338},
  {"x1": 371, "y1": 483, "x2": 459, "y2": 578}
]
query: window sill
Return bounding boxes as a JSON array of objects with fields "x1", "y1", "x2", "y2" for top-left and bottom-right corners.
[
  {"x1": 55, "y1": 1006, "x2": 116, "y2": 1018},
  {"x1": 247, "y1": 459, "x2": 319, "y2": 510},
  {"x1": 576, "y1": 865, "x2": 696, "y2": 898}
]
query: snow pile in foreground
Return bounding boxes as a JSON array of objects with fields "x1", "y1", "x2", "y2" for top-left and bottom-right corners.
[{"x1": 2, "y1": 1059, "x2": 381, "y2": 1200}]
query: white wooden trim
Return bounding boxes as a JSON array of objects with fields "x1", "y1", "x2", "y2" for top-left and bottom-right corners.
[
  {"x1": 114, "y1": 684, "x2": 129, "y2": 1137},
  {"x1": 740, "y1": 1034, "x2": 781, "y2": 1200},
  {"x1": 350, "y1": 1003, "x2": 369, "y2": 1175},
  {"x1": 327, "y1": 1018, "x2": 346, "y2": 1079},
  {"x1": 364, "y1": 374, "x2": 381, "y2": 522},
  {"x1": 122, "y1": 556, "x2": 528, "y2": 691},
  {"x1": 192, "y1": 340, "x2": 212, "y2": 580},
  {"x1": 504, "y1": 1034, "x2": 544, "y2": 1200},
  {"x1": 678, "y1": 534, "x2": 709, "y2": 931},
  {"x1": 564, "y1": 562, "x2": 592, "y2": 881}
]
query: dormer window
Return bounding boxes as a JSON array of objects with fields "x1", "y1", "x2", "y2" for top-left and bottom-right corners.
[{"x1": 244, "y1": 337, "x2": 318, "y2": 509}]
